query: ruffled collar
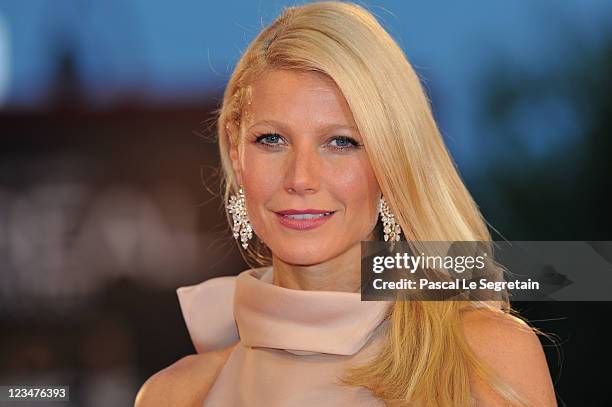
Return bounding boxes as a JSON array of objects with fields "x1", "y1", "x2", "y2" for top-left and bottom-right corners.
[{"x1": 177, "y1": 266, "x2": 392, "y2": 356}]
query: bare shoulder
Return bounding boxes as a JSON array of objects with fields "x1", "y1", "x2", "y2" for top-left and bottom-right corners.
[
  {"x1": 460, "y1": 307, "x2": 557, "y2": 406},
  {"x1": 134, "y1": 346, "x2": 236, "y2": 407}
]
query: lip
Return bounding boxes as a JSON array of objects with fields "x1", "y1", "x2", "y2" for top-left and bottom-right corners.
[
  {"x1": 274, "y1": 210, "x2": 336, "y2": 230},
  {"x1": 276, "y1": 209, "x2": 333, "y2": 215}
]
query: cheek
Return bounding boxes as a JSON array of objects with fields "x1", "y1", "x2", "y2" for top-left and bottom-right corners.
[
  {"x1": 243, "y1": 158, "x2": 280, "y2": 195},
  {"x1": 240, "y1": 150, "x2": 282, "y2": 233},
  {"x1": 324, "y1": 158, "x2": 380, "y2": 219}
]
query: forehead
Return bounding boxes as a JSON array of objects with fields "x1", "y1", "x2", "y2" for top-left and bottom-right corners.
[{"x1": 246, "y1": 69, "x2": 357, "y2": 130}]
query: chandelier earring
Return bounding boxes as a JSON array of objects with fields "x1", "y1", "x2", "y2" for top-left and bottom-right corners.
[
  {"x1": 378, "y1": 196, "x2": 402, "y2": 242},
  {"x1": 226, "y1": 186, "x2": 253, "y2": 249}
]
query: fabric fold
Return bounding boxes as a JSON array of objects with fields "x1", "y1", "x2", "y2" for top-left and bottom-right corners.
[
  {"x1": 177, "y1": 266, "x2": 392, "y2": 356},
  {"x1": 234, "y1": 267, "x2": 392, "y2": 355},
  {"x1": 176, "y1": 275, "x2": 239, "y2": 353},
  {"x1": 177, "y1": 266, "x2": 393, "y2": 406}
]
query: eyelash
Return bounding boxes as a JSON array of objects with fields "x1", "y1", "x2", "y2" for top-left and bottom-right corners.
[{"x1": 254, "y1": 133, "x2": 363, "y2": 151}]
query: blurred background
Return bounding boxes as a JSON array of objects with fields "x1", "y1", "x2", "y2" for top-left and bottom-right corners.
[{"x1": 0, "y1": 1, "x2": 610, "y2": 406}]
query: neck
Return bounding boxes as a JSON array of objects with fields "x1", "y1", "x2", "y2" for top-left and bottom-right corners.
[{"x1": 272, "y1": 242, "x2": 363, "y2": 292}]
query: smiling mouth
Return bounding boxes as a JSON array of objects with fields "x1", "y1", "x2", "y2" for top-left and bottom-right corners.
[
  {"x1": 274, "y1": 211, "x2": 336, "y2": 230},
  {"x1": 279, "y1": 212, "x2": 334, "y2": 219}
]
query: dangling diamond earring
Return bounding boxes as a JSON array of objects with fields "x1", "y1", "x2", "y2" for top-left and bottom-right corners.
[
  {"x1": 226, "y1": 186, "x2": 253, "y2": 249},
  {"x1": 379, "y1": 196, "x2": 402, "y2": 241}
]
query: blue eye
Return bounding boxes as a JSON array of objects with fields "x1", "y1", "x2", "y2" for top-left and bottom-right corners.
[
  {"x1": 255, "y1": 133, "x2": 285, "y2": 147},
  {"x1": 328, "y1": 136, "x2": 362, "y2": 150},
  {"x1": 253, "y1": 133, "x2": 363, "y2": 151}
]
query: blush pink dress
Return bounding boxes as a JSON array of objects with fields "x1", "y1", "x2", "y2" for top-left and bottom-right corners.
[{"x1": 176, "y1": 266, "x2": 393, "y2": 406}]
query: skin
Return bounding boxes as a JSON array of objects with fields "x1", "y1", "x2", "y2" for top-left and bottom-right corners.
[
  {"x1": 135, "y1": 69, "x2": 557, "y2": 407},
  {"x1": 461, "y1": 308, "x2": 558, "y2": 406},
  {"x1": 134, "y1": 345, "x2": 236, "y2": 407},
  {"x1": 228, "y1": 69, "x2": 381, "y2": 292}
]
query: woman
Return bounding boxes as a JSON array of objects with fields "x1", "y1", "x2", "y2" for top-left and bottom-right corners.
[{"x1": 136, "y1": 2, "x2": 557, "y2": 406}]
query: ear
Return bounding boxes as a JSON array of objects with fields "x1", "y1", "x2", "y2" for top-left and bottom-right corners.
[{"x1": 226, "y1": 122, "x2": 244, "y2": 186}]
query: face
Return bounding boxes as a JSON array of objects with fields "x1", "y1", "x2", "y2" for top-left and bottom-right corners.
[{"x1": 228, "y1": 69, "x2": 381, "y2": 266}]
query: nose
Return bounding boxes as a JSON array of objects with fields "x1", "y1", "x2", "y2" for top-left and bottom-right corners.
[{"x1": 284, "y1": 145, "x2": 320, "y2": 195}]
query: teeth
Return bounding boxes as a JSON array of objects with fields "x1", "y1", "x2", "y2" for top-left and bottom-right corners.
[{"x1": 285, "y1": 212, "x2": 332, "y2": 219}]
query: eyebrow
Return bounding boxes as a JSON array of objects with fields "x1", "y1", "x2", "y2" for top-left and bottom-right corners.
[{"x1": 247, "y1": 119, "x2": 359, "y2": 133}]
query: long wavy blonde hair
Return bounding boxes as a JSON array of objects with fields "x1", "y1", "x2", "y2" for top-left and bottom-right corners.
[{"x1": 215, "y1": 2, "x2": 534, "y2": 406}]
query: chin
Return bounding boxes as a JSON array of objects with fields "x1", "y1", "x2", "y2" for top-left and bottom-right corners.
[{"x1": 274, "y1": 245, "x2": 334, "y2": 266}]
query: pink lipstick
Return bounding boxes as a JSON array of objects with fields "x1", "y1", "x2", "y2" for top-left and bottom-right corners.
[{"x1": 274, "y1": 209, "x2": 336, "y2": 230}]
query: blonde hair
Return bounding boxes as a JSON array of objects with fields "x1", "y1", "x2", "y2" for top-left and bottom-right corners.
[{"x1": 216, "y1": 2, "x2": 536, "y2": 405}]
